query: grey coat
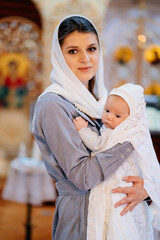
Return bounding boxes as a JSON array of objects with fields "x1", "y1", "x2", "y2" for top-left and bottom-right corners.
[{"x1": 32, "y1": 93, "x2": 134, "y2": 240}]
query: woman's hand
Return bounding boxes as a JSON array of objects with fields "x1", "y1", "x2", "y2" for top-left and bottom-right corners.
[
  {"x1": 73, "y1": 116, "x2": 88, "y2": 131},
  {"x1": 112, "y1": 176, "x2": 149, "y2": 216}
]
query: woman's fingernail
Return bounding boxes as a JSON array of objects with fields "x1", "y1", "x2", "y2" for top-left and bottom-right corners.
[{"x1": 112, "y1": 189, "x2": 115, "y2": 193}]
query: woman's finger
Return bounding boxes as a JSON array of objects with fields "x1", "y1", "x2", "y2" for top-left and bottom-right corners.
[
  {"x1": 123, "y1": 176, "x2": 143, "y2": 183},
  {"x1": 115, "y1": 195, "x2": 133, "y2": 208},
  {"x1": 112, "y1": 186, "x2": 134, "y2": 194},
  {"x1": 120, "y1": 201, "x2": 137, "y2": 216}
]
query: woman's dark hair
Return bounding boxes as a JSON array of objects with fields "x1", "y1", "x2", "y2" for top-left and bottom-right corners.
[
  {"x1": 58, "y1": 16, "x2": 98, "y2": 46},
  {"x1": 58, "y1": 16, "x2": 98, "y2": 98}
]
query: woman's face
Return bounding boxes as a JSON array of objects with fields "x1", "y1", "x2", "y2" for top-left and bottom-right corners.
[{"x1": 61, "y1": 31, "x2": 100, "y2": 88}]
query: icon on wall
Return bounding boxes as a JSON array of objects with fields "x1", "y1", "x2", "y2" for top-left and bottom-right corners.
[{"x1": 0, "y1": 53, "x2": 29, "y2": 108}]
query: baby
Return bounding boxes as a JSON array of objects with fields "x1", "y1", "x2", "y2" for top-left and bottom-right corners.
[{"x1": 73, "y1": 83, "x2": 160, "y2": 240}]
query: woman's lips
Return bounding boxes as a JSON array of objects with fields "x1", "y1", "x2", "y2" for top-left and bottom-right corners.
[{"x1": 78, "y1": 67, "x2": 92, "y2": 71}]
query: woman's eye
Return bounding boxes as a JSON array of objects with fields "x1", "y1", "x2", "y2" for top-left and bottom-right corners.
[
  {"x1": 68, "y1": 49, "x2": 77, "y2": 54},
  {"x1": 88, "y1": 47, "x2": 96, "y2": 52},
  {"x1": 116, "y1": 115, "x2": 120, "y2": 118},
  {"x1": 106, "y1": 109, "x2": 109, "y2": 113}
]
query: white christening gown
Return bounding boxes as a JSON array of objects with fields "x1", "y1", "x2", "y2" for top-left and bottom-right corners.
[{"x1": 85, "y1": 104, "x2": 160, "y2": 240}]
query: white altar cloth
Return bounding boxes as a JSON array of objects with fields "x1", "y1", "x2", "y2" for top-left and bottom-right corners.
[{"x1": 2, "y1": 157, "x2": 57, "y2": 205}]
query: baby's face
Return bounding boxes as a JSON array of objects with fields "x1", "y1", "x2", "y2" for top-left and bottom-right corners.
[{"x1": 101, "y1": 95, "x2": 130, "y2": 129}]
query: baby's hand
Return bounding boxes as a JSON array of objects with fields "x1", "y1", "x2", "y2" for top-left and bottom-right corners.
[{"x1": 73, "y1": 116, "x2": 88, "y2": 131}]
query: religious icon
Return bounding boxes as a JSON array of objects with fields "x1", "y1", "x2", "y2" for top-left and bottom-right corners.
[{"x1": 0, "y1": 53, "x2": 29, "y2": 108}]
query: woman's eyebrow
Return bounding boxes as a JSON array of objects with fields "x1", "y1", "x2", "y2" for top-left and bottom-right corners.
[
  {"x1": 66, "y1": 46, "x2": 78, "y2": 49},
  {"x1": 66, "y1": 43, "x2": 98, "y2": 49},
  {"x1": 87, "y1": 43, "x2": 98, "y2": 47}
]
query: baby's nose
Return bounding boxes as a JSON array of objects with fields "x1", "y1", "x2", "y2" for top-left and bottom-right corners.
[{"x1": 107, "y1": 114, "x2": 113, "y2": 120}]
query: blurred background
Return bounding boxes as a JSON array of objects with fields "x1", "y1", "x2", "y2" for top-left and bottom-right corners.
[{"x1": 0, "y1": 0, "x2": 160, "y2": 240}]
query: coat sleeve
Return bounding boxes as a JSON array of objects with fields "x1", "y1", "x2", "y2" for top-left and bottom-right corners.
[
  {"x1": 33, "y1": 94, "x2": 134, "y2": 191},
  {"x1": 78, "y1": 127, "x2": 113, "y2": 153}
]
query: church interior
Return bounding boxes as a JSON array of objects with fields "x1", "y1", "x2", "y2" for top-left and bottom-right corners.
[{"x1": 0, "y1": 0, "x2": 160, "y2": 239}]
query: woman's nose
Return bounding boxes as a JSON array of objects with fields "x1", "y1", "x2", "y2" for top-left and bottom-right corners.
[{"x1": 80, "y1": 51, "x2": 90, "y2": 62}]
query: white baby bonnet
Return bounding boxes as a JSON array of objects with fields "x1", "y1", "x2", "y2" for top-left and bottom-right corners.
[
  {"x1": 108, "y1": 83, "x2": 145, "y2": 117},
  {"x1": 39, "y1": 14, "x2": 107, "y2": 119}
]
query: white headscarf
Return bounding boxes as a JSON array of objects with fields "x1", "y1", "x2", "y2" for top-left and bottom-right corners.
[{"x1": 40, "y1": 14, "x2": 107, "y2": 118}]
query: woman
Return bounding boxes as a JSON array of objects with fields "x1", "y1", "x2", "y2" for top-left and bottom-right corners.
[{"x1": 32, "y1": 15, "x2": 148, "y2": 240}]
